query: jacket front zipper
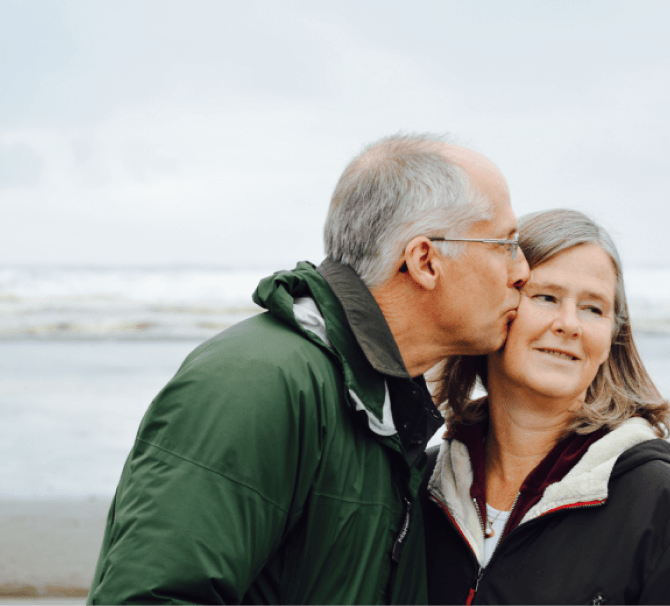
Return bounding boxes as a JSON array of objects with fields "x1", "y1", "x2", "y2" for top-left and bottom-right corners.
[
  {"x1": 466, "y1": 567, "x2": 483, "y2": 606},
  {"x1": 430, "y1": 488, "x2": 606, "y2": 604},
  {"x1": 466, "y1": 493, "x2": 520, "y2": 604},
  {"x1": 391, "y1": 497, "x2": 412, "y2": 562}
]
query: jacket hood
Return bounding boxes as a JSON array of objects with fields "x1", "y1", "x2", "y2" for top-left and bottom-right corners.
[
  {"x1": 522, "y1": 418, "x2": 658, "y2": 522},
  {"x1": 428, "y1": 417, "x2": 661, "y2": 565},
  {"x1": 610, "y1": 435, "x2": 670, "y2": 478},
  {"x1": 253, "y1": 262, "x2": 397, "y2": 439}
]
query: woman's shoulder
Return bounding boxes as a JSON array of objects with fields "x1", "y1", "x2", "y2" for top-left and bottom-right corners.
[
  {"x1": 609, "y1": 439, "x2": 670, "y2": 516},
  {"x1": 611, "y1": 437, "x2": 670, "y2": 481}
]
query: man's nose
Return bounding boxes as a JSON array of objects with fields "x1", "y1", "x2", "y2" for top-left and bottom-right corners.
[{"x1": 509, "y1": 247, "x2": 530, "y2": 289}]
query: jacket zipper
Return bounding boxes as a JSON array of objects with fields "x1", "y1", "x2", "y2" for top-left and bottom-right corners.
[
  {"x1": 429, "y1": 477, "x2": 608, "y2": 604},
  {"x1": 485, "y1": 492, "x2": 520, "y2": 556},
  {"x1": 428, "y1": 493, "x2": 482, "y2": 604},
  {"x1": 466, "y1": 493, "x2": 520, "y2": 605},
  {"x1": 470, "y1": 496, "x2": 606, "y2": 604},
  {"x1": 472, "y1": 499, "x2": 486, "y2": 536},
  {"x1": 428, "y1": 494, "x2": 478, "y2": 557},
  {"x1": 386, "y1": 497, "x2": 413, "y2": 602},
  {"x1": 430, "y1": 490, "x2": 606, "y2": 604},
  {"x1": 538, "y1": 498, "x2": 606, "y2": 517},
  {"x1": 391, "y1": 497, "x2": 412, "y2": 562},
  {"x1": 466, "y1": 567, "x2": 484, "y2": 605}
]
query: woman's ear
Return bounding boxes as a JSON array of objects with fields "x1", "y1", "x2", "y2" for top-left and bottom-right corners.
[{"x1": 403, "y1": 237, "x2": 440, "y2": 291}]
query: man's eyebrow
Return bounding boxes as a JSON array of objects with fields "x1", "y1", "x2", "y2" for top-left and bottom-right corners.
[{"x1": 502, "y1": 226, "x2": 518, "y2": 239}]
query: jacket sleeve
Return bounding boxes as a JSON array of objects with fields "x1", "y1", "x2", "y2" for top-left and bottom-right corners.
[
  {"x1": 87, "y1": 334, "x2": 331, "y2": 604},
  {"x1": 637, "y1": 537, "x2": 670, "y2": 604}
]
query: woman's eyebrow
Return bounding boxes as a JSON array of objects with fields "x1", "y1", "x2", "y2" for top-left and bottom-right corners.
[
  {"x1": 530, "y1": 280, "x2": 611, "y2": 303},
  {"x1": 580, "y1": 291, "x2": 613, "y2": 305},
  {"x1": 527, "y1": 280, "x2": 565, "y2": 293}
]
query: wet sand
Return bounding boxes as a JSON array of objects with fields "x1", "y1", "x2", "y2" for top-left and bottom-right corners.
[{"x1": 0, "y1": 497, "x2": 110, "y2": 602}]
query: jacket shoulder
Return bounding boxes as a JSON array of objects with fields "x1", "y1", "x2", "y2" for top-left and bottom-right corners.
[
  {"x1": 183, "y1": 311, "x2": 335, "y2": 375},
  {"x1": 611, "y1": 438, "x2": 670, "y2": 481},
  {"x1": 134, "y1": 313, "x2": 344, "y2": 487},
  {"x1": 608, "y1": 440, "x2": 670, "y2": 533}
]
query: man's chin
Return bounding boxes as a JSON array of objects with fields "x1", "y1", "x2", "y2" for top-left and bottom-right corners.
[
  {"x1": 489, "y1": 325, "x2": 511, "y2": 353},
  {"x1": 498, "y1": 313, "x2": 517, "y2": 347},
  {"x1": 470, "y1": 332, "x2": 508, "y2": 356}
]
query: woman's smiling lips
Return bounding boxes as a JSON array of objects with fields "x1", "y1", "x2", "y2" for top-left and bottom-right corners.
[{"x1": 535, "y1": 347, "x2": 580, "y2": 361}]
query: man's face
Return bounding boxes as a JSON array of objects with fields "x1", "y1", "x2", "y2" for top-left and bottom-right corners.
[{"x1": 434, "y1": 194, "x2": 530, "y2": 356}]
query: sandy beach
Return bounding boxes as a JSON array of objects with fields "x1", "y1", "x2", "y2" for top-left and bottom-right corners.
[{"x1": 0, "y1": 497, "x2": 110, "y2": 603}]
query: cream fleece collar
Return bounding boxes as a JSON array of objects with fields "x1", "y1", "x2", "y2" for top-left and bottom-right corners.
[{"x1": 427, "y1": 417, "x2": 658, "y2": 565}]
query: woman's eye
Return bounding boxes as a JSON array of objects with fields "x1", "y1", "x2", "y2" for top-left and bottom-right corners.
[
  {"x1": 534, "y1": 294, "x2": 556, "y2": 304},
  {"x1": 585, "y1": 305, "x2": 603, "y2": 316}
]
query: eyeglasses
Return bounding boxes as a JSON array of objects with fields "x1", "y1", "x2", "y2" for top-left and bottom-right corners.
[{"x1": 428, "y1": 235, "x2": 520, "y2": 259}]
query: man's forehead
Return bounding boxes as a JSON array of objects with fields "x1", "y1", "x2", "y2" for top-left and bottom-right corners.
[
  {"x1": 472, "y1": 198, "x2": 518, "y2": 238},
  {"x1": 441, "y1": 144, "x2": 510, "y2": 205},
  {"x1": 440, "y1": 143, "x2": 492, "y2": 168},
  {"x1": 497, "y1": 201, "x2": 519, "y2": 236}
]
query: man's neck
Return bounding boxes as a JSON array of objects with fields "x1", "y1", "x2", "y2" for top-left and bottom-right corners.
[{"x1": 371, "y1": 284, "x2": 455, "y2": 377}]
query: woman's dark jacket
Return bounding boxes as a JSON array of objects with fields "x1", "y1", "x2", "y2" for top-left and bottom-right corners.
[{"x1": 421, "y1": 418, "x2": 670, "y2": 604}]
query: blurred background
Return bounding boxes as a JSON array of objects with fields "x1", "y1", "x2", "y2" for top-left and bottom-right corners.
[{"x1": 1, "y1": 0, "x2": 669, "y2": 600}]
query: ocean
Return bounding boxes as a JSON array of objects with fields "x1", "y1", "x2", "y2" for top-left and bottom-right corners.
[{"x1": 2, "y1": 265, "x2": 669, "y2": 499}]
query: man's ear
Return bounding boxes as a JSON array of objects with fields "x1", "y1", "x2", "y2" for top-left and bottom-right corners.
[{"x1": 402, "y1": 237, "x2": 440, "y2": 290}]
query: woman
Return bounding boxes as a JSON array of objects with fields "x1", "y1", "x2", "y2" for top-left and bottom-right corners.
[{"x1": 422, "y1": 209, "x2": 670, "y2": 605}]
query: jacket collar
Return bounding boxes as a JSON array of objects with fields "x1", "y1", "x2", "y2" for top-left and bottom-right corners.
[
  {"x1": 253, "y1": 261, "x2": 399, "y2": 439},
  {"x1": 428, "y1": 417, "x2": 658, "y2": 564},
  {"x1": 524, "y1": 417, "x2": 657, "y2": 522},
  {"x1": 448, "y1": 417, "x2": 607, "y2": 539},
  {"x1": 317, "y1": 259, "x2": 443, "y2": 459},
  {"x1": 317, "y1": 258, "x2": 410, "y2": 379}
]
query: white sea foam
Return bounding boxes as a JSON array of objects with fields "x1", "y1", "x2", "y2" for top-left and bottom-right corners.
[
  {"x1": 1, "y1": 264, "x2": 669, "y2": 338},
  {"x1": 0, "y1": 266, "x2": 272, "y2": 305},
  {"x1": 0, "y1": 265, "x2": 273, "y2": 338}
]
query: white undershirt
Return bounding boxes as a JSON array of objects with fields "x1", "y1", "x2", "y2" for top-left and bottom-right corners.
[{"x1": 483, "y1": 504, "x2": 511, "y2": 566}]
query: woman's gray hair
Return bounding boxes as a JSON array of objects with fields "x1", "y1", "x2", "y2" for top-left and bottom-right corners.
[
  {"x1": 324, "y1": 133, "x2": 492, "y2": 289},
  {"x1": 435, "y1": 208, "x2": 669, "y2": 438}
]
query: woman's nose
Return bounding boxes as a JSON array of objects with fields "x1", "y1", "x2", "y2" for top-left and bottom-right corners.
[{"x1": 552, "y1": 303, "x2": 581, "y2": 338}]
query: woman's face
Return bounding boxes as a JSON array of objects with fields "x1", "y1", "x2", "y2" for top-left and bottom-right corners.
[{"x1": 488, "y1": 243, "x2": 617, "y2": 402}]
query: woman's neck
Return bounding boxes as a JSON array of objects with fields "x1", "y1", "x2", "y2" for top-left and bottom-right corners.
[{"x1": 484, "y1": 386, "x2": 575, "y2": 510}]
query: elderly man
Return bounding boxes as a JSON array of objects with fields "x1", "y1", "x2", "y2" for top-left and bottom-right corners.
[{"x1": 87, "y1": 134, "x2": 529, "y2": 605}]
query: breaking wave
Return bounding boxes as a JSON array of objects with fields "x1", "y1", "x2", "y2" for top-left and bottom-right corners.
[{"x1": 1, "y1": 264, "x2": 669, "y2": 339}]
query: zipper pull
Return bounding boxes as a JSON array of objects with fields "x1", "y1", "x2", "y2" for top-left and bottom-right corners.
[
  {"x1": 466, "y1": 567, "x2": 483, "y2": 605},
  {"x1": 391, "y1": 498, "x2": 412, "y2": 563}
]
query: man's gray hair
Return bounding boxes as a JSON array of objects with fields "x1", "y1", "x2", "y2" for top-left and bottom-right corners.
[{"x1": 324, "y1": 133, "x2": 493, "y2": 288}]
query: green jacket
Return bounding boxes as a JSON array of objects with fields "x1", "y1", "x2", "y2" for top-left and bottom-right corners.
[{"x1": 88, "y1": 261, "x2": 437, "y2": 604}]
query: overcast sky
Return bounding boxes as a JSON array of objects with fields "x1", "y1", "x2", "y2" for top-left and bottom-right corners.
[{"x1": 1, "y1": 0, "x2": 668, "y2": 269}]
